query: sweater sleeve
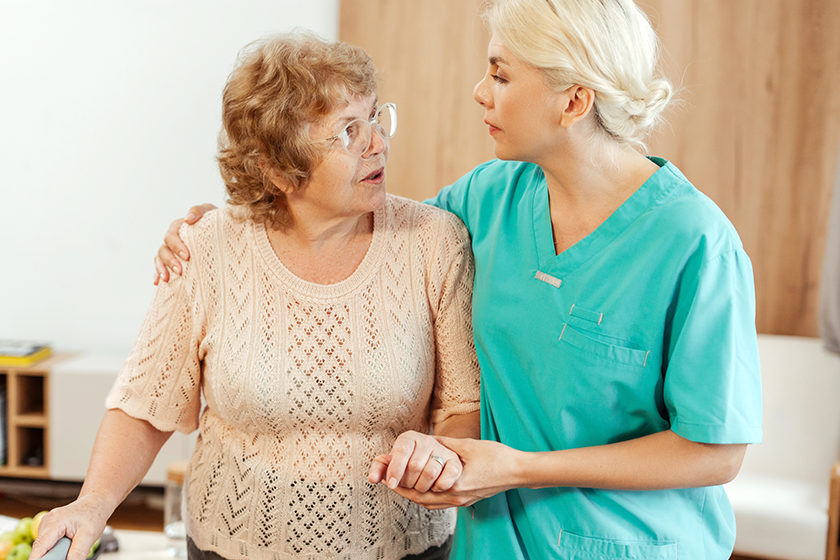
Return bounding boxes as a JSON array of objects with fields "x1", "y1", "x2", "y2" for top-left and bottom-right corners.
[
  {"x1": 426, "y1": 211, "x2": 481, "y2": 426},
  {"x1": 105, "y1": 220, "x2": 207, "y2": 434}
]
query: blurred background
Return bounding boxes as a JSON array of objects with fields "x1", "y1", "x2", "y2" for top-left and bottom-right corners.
[
  {"x1": 342, "y1": 0, "x2": 840, "y2": 339},
  {"x1": 0, "y1": 0, "x2": 338, "y2": 354},
  {"x1": 2, "y1": 0, "x2": 839, "y2": 353}
]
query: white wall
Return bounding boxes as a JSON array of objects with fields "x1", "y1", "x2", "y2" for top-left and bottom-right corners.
[{"x1": 0, "y1": 0, "x2": 338, "y2": 354}]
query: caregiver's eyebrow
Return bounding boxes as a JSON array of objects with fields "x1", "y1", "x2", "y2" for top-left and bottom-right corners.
[{"x1": 489, "y1": 55, "x2": 507, "y2": 66}]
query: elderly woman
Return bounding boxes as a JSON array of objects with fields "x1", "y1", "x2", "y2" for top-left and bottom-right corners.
[{"x1": 31, "y1": 33, "x2": 479, "y2": 560}]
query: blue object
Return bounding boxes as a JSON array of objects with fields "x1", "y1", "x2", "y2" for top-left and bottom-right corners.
[{"x1": 428, "y1": 157, "x2": 763, "y2": 559}]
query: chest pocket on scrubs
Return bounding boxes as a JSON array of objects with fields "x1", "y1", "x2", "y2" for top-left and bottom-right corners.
[
  {"x1": 557, "y1": 529, "x2": 677, "y2": 559},
  {"x1": 559, "y1": 323, "x2": 649, "y2": 368},
  {"x1": 552, "y1": 320, "x2": 658, "y2": 447}
]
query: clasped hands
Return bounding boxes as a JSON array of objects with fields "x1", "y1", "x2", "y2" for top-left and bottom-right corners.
[{"x1": 368, "y1": 431, "x2": 518, "y2": 510}]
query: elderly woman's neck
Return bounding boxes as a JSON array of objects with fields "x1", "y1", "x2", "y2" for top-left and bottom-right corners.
[
  {"x1": 280, "y1": 209, "x2": 372, "y2": 245},
  {"x1": 266, "y1": 210, "x2": 375, "y2": 284}
]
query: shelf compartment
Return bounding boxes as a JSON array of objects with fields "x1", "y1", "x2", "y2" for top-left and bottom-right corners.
[
  {"x1": 15, "y1": 414, "x2": 47, "y2": 428},
  {"x1": 14, "y1": 373, "x2": 45, "y2": 416},
  {"x1": 0, "y1": 464, "x2": 51, "y2": 479},
  {"x1": 15, "y1": 426, "x2": 45, "y2": 468},
  {"x1": 0, "y1": 353, "x2": 73, "y2": 479}
]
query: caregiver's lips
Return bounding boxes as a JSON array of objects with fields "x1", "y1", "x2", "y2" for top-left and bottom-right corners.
[{"x1": 485, "y1": 120, "x2": 501, "y2": 135}]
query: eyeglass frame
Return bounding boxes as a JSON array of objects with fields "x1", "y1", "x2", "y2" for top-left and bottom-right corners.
[{"x1": 316, "y1": 102, "x2": 397, "y2": 156}]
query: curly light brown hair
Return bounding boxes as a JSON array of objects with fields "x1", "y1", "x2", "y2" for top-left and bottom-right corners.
[{"x1": 217, "y1": 32, "x2": 379, "y2": 228}]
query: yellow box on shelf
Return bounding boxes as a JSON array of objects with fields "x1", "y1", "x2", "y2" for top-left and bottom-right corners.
[{"x1": 0, "y1": 341, "x2": 52, "y2": 367}]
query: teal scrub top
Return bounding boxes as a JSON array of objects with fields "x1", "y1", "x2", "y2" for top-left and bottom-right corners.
[{"x1": 427, "y1": 158, "x2": 762, "y2": 559}]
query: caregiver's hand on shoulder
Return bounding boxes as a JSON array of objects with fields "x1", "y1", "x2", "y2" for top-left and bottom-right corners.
[
  {"x1": 153, "y1": 203, "x2": 217, "y2": 284},
  {"x1": 369, "y1": 431, "x2": 463, "y2": 493},
  {"x1": 29, "y1": 495, "x2": 111, "y2": 560},
  {"x1": 390, "y1": 437, "x2": 524, "y2": 510}
]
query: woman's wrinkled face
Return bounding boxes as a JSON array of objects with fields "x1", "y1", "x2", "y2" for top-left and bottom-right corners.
[
  {"x1": 473, "y1": 34, "x2": 564, "y2": 163},
  {"x1": 301, "y1": 94, "x2": 389, "y2": 219}
]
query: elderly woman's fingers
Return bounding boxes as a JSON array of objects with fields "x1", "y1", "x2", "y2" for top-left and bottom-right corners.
[
  {"x1": 400, "y1": 442, "x2": 437, "y2": 489},
  {"x1": 410, "y1": 459, "x2": 439, "y2": 493},
  {"x1": 430, "y1": 458, "x2": 463, "y2": 492},
  {"x1": 413, "y1": 455, "x2": 462, "y2": 493},
  {"x1": 29, "y1": 498, "x2": 110, "y2": 560},
  {"x1": 368, "y1": 454, "x2": 391, "y2": 484},
  {"x1": 382, "y1": 431, "x2": 463, "y2": 492},
  {"x1": 384, "y1": 432, "x2": 419, "y2": 489}
]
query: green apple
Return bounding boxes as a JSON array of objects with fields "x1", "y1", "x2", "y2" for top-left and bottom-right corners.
[
  {"x1": 13, "y1": 519, "x2": 33, "y2": 546},
  {"x1": 5, "y1": 543, "x2": 31, "y2": 560},
  {"x1": 0, "y1": 533, "x2": 19, "y2": 546},
  {"x1": 87, "y1": 538, "x2": 101, "y2": 559}
]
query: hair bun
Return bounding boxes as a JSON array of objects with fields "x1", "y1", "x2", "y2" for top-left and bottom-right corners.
[
  {"x1": 600, "y1": 77, "x2": 674, "y2": 146},
  {"x1": 644, "y1": 79, "x2": 673, "y2": 115}
]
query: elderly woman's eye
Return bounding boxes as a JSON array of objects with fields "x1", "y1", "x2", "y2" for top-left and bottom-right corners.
[{"x1": 345, "y1": 122, "x2": 361, "y2": 141}]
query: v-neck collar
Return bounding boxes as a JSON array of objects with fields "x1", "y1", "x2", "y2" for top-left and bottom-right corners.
[{"x1": 532, "y1": 157, "x2": 677, "y2": 277}]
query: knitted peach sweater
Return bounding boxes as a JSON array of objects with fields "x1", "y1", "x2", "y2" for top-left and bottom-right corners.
[{"x1": 107, "y1": 196, "x2": 480, "y2": 560}]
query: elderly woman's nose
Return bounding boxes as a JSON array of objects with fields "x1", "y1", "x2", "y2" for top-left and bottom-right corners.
[{"x1": 364, "y1": 127, "x2": 388, "y2": 158}]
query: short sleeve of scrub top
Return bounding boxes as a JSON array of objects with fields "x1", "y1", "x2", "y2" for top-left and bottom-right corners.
[{"x1": 425, "y1": 157, "x2": 762, "y2": 560}]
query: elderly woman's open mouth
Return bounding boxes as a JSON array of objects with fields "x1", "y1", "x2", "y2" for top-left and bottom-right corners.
[{"x1": 362, "y1": 167, "x2": 385, "y2": 183}]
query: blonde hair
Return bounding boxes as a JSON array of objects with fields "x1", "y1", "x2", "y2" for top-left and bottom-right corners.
[
  {"x1": 217, "y1": 32, "x2": 378, "y2": 228},
  {"x1": 484, "y1": 0, "x2": 673, "y2": 151}
]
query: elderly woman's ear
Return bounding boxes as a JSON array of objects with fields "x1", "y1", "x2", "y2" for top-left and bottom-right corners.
[{"x1": 259, "y1": 159, "x2": 295, "y2": 194}]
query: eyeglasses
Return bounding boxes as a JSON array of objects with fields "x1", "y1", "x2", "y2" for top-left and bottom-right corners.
[{"x1": 318, "y1": 103, "x2": 397, "y2": 156}]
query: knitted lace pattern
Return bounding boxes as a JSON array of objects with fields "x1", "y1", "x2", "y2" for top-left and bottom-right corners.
[{"x1": 106, "y1": 195, "x2": 480, "y2": 560}]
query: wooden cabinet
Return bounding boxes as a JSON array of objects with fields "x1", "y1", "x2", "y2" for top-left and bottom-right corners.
[
  {"x1": 0, "y1": 352, "x2": 194, "y2": 485},
  {"x1": 0, "y1": 353, "x2": 71, "y2": 478}
]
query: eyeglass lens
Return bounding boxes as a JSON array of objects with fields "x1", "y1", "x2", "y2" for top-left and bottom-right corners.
[{"x1": 343, "y1": 104, "x2": 397, "y2": 155}]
